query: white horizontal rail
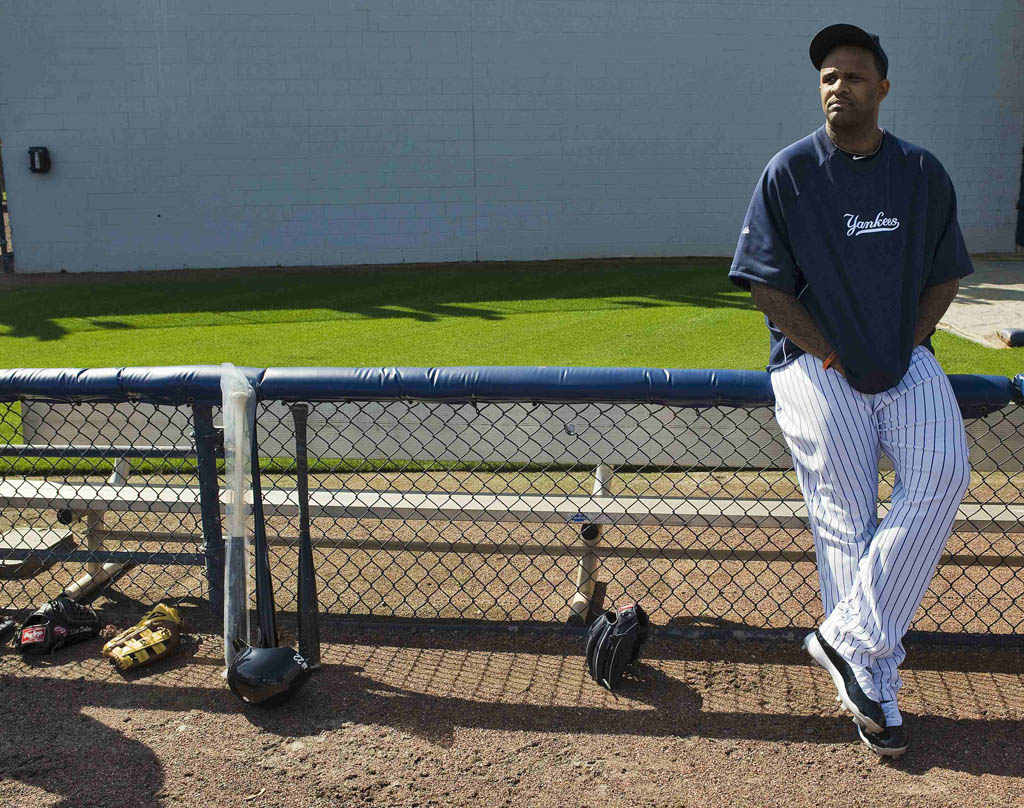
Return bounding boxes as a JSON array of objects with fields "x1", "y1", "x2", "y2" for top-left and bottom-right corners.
[{"x1": 1, "y1": 478, "x2": 1020, "y2": 533}]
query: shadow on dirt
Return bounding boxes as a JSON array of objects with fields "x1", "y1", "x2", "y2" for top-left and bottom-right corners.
[
  {"x1": 231, "y1": 624, "x2": 1024, "y2": 778},
  {"x1": 0, "y1": 648, "x2": 165, "y2": 808},
  {"x1": 2, "y1": 625, "x2": 1022, "y2": 796},
  {"x1": 238, "y1": 654, "x2": 1023, "y2": 780}
]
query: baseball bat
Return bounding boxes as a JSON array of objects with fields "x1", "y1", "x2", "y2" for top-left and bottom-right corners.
[
  {"x1": 292, "y1": 403, "x2": 321, "y2": 668},
  {"x1": 250, "y1": 416, "x2": 278, "y2": 649}
]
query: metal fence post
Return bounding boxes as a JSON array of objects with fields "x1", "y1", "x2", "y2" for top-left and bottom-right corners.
[
  {"x1": 192, "y1": 403, "x2": 224, "y2": 618},
  {"x1": 0, "y1": 141, "x2": 11, "y2": 273}
]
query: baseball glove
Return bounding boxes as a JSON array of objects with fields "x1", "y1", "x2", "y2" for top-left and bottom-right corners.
[
  {"x1": 585, "y1": 603, "x2": 650, "y2": 690},
  {"x1": 16, "y1": 595, "x2": 101, "y2": 654},
  {"x1": 102, "y1": 603, "x2": 183, "y2": 671}
]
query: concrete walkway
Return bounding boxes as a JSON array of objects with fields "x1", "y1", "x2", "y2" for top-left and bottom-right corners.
[{"x1": 939, "y1": 254, "x2": 1024, "y2": 348}]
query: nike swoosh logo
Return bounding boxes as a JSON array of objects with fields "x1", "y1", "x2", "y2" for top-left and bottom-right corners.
[{"x1": 852, "y1": 155, "x2": 868, "y2": 160}]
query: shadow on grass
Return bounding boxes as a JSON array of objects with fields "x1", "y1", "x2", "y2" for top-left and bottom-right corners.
[{"x1": 0, "y1": 258, "x2": 750, "y2": 342}]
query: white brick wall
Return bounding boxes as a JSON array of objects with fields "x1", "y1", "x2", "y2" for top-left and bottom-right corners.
[{"x1": 0, "y1": 0, "x2": 1021, "y2": 272}]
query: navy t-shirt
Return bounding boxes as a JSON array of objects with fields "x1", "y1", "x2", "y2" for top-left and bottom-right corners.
[{"x1": 729, "y1": 126, "x2": 973, "y2": 394}]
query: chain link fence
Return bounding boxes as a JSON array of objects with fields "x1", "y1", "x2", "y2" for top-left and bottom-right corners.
[
  {"x1": 1, "y1": 367, "x2": 1022, "y2": 641},
  {"x1": 0, "y1": 399, "x2": 222, "y2": 619}
]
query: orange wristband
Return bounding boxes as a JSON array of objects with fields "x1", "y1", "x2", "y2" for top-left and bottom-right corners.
[{"x1": 822, "y1": 351, "x2": 838, "y2": 370}]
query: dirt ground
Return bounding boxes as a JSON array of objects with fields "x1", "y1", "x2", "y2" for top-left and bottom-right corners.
[
  {"x1": 1, "y1": 621, "x2": 1022, "y2": 808},
  {"x1": 3, "y1": 504, "x2": 1023, "y2": 806},
  {"x1": 2, "y1": 400, "x2": 1023, "y2": 805}
]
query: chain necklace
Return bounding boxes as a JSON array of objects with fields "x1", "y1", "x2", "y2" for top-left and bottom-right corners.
[{"x1": 828, "y1": 126, "x2": 884, "y2": 157}]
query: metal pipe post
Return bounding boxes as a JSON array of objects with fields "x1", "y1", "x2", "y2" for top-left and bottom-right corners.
[{"x1": 192, "y1": 403, "x2": 225, "y2": 617}]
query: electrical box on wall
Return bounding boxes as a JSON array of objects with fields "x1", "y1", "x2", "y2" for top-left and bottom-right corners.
[{"x1": 28, "y1": 147, "x2": 50, "y2": 173}]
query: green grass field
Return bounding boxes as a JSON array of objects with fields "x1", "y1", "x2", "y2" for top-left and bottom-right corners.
[{"x1": 0, "y1": 258, "x2": 1021, "y2": 377}]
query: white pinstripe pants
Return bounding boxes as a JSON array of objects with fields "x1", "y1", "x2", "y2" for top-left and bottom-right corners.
[{"x1": 771, "y1": 346, "x2": 971, "y2": 708}]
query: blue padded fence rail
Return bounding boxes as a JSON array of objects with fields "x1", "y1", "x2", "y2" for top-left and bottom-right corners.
[
  {"x1": 1, "y1": 364, "x2": 1023, "y2": 636},
  {"x1": 0, "y1": 366, "x2": 1019, "y2": 415}
]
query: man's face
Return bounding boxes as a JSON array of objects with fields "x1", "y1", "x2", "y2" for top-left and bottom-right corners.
[{"x1": 819, "y1": 45, "x2": 890, "y2": 128}]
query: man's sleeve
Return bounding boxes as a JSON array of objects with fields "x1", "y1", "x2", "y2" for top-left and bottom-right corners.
[
  {"x1": 728, "y1": 164, "x2": 803, "y2": 295},
  {"x1": 926, "y1": 169, "x2": 974, "y2": 287}
]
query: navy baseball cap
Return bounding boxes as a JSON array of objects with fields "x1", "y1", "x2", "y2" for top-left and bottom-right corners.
[{"x1": 810, "y1": 24, "x2": 888, "y2": 78}]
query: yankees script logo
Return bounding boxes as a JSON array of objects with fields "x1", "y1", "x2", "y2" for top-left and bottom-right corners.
[{"x1": 844, "y1": 212, "x2": 900, "y2": 237}]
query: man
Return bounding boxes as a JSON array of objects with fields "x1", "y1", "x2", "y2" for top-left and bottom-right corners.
[{"x1": 729, "y1": 24, "x2": 974, "y2": 757}]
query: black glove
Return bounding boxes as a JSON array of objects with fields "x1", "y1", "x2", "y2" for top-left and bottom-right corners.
[
  {"x1": 585, "y1": 603, "x2": 650, "y2": 690},
  {"x1": 16, "y1": 595, "x2": 100, "y2": 654}
]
